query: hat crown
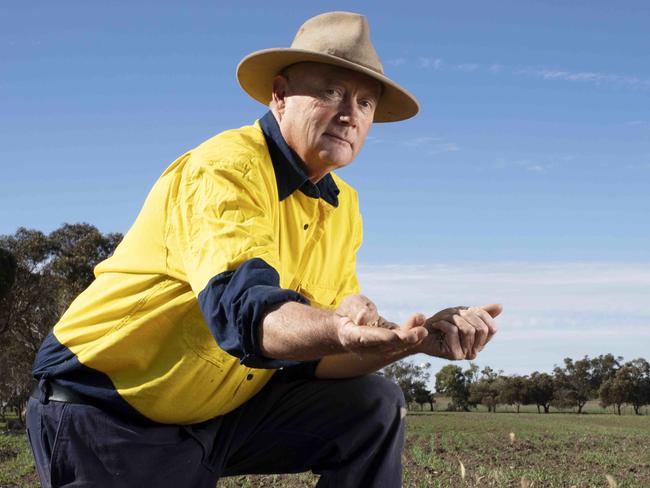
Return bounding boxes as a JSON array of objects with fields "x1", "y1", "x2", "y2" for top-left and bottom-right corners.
[{"x1": 290, "y1": 12, "x2": 384, "y2": 75}]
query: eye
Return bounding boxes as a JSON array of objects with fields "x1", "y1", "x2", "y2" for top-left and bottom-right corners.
[
  {"x1": 359, "y1": 98, "x2": 376, "y2": 111},
  {"x1": 323, "y1": 87, "x2": 343, "y2": 99}
]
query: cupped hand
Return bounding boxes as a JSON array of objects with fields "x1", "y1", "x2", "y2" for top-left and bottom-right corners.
[
  {"x1": 335, "y1": 294, "x2": 427, "y2": 355},
  {"x1": 414, "y1": 304, "x2": 502, "y2": 360},
  {"x1": 335, "y1": 312, "x2": 429, "y2": 356}
]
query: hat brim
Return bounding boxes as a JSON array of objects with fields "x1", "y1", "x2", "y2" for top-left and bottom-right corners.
[{"x1": 237, "y1": 48, "x2": 420, "y2": 123}]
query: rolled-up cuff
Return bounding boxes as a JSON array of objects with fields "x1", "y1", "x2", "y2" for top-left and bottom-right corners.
[{"x1": 197, "y1": 257, "x2": 311, "y2": 369}]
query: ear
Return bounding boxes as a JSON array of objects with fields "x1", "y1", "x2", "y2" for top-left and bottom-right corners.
[{"x1": 271, "y1": 75, "x2": 290, "y2": 116}]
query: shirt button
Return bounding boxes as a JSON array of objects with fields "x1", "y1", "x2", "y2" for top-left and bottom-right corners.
[
  {"x1": 246, "y1": 374, "x2": 254, "y2": 381},
  {"x1": 303, "y1": 223, "x2": 309, "y2": 230}
]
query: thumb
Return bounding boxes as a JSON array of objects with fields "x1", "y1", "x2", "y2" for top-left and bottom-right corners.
[
  {"x1": 400, "y1": 313, "x2": 428, "y2": 343},
  {"x1": 402, "y1": 313, "x2": 427, "y2": 330},
  {"x1": 480, "y1": 303, "x2": 503, "y2": 318}
]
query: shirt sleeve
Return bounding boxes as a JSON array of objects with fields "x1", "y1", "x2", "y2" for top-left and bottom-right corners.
[{"x1": 167, "y1": 153, "x2": 309, "y2": 369}]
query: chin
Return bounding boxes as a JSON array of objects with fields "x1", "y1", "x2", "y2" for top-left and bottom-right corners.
[{"x1": 319, "y1": 150, "x2": 354, "y2": 169}]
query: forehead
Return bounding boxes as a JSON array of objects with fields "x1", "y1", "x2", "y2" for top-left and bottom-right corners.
[{"x1": 288, "y1": 62, "x2": 382, "y2": 96}]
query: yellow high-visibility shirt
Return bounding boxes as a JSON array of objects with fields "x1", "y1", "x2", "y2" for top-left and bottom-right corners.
[{"x1": 33, "y1": 112, "x2": 363, "y2": 424}]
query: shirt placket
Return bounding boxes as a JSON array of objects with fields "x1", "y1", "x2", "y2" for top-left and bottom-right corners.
[{"x1": 288, "y1": 200, "x2": 335, "y2": 291}]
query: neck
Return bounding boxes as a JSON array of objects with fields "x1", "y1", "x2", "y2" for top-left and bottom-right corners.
[{"x1": 270, "y1": 107, "x2": 331, "y2": 185}]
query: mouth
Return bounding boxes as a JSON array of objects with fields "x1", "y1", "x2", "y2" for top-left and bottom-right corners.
[{"x1": 323, "y1": 133, "x2": 352, "y2": 147}]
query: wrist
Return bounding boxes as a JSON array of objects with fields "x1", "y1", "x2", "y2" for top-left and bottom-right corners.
[{"x1": 330, "y1": 312, "x2": 352, "y2": 354}]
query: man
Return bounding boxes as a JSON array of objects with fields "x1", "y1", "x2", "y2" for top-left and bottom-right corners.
[{"x1": 27, "y1": 11, "x2": 500, "y2": 487}]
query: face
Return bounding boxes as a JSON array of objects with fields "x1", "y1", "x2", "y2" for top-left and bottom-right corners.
[{"x1": 272, "y1": 62, "x2": 382, "y2": 181}]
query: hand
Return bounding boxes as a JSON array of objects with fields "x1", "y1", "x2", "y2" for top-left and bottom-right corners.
[
  {"x1": 414, "y1": 304, "x2": 501, "y2": 360},
  {"x1": 335, "y1": 294, "x2": 427, "y2": 355},
  {"x1": 335, "y1": 312, "x2": 428, "y2": 357}
]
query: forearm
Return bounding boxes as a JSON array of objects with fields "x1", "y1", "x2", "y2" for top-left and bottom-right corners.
[
  {"x1": 258, "y1": 301, "x2": 345, "y2": 361},
  {"x1": 314, "y1": 347, "x2": 416, "y2": 379}
]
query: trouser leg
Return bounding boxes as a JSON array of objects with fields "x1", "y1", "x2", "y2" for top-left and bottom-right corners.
[
  {"x1": 26, "y1": 397, "x2": 56, "y2": 488},
  {"x1": 25, "y1": 373, "x2": 406, "y2": 488},
  {"x1": 25, "y1": 396, "x2": 216, "y2": 488},
  {"x1": 210, "y1": 373, "x2": 407, "y2": 487}
]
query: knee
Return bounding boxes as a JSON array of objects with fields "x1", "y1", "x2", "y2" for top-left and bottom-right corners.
[
  {"x1": 345, "y1": 374, "x2": 406, "y2": 422},
  {"x1": 368, "y1": 374, "x2": 406, "y2": 408}
]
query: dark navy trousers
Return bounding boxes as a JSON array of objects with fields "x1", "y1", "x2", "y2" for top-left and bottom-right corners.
[{"x1": 26, "y1": 373, "x2": 407, "y2": 487}]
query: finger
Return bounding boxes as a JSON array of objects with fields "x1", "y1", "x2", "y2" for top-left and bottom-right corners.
[
  {"x1": 452, "y1": 314, "x2": 475, "y2": 358},
  {"x1": 376, "y1": 316, "x2": 400, "y2": 330},
  {"x1": 480, "y1": 303, "x2": 503, "y2": 319},
  {"x1": 340, "y1": 321, "x2": 423, "y2": 354},
  {"x1": 429, "y1": 320, "x2": 464, "y2": 360},
  {"x1": 460, "y1": 309, "x2": 489, "y2": 355},
  {"x1": 341, "y1": 322, "x2": 401, "y2": 350},
  {"x1": 402, "y1": 313, "x2": 426, "y2": 330},
  {"x1": 474, "y1": 308, "x2": 498, "y2": 347},
  {"x1": 356, "y1": 299, "x2": 379, "y2": 326},
  {"x1": 339, "y1": 294, "x2": 379, "y2": 326},
  {"x1": 395, "y1": 315, "x2": 428, "y2": 344},
  {"x1": 428, "y1": 306, "x2": 465, "y2": 324},
  {"x1": 396, "y1": 328, "x2": 428, "y2": 347},
  {"x1": 346, "y1": 294, "x2": 375, "y2": 325}
]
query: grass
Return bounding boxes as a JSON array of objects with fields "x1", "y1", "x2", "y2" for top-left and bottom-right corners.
[
  {"x1": 0, "y1": 423, "x2": 39, "y2": 488},
  {"x1": 2, "y1": 411, "x2": 648, "y2": 487}
]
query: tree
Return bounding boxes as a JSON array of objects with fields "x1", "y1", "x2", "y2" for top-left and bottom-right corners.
[
  {"x1": 0, "y1": 247, "x2": 17, "y2": 299},
  {"x1": 599, "y1": 359, "x2": 650, "y2": 415},
  {"x1": 468, "y1": 367, "x2": 503, "y2": 412},
  {"x1": 499, "y1": 375, "x2": 526, "y2": 413},
  {"x1": 0, "y1": 224, "x2": 122, "y2": 422},
  {"x1": 48, "y1": 223, "x2": 123, "y2": 302},
  {"x1": 553, "y1": 357, "x2": 594, "y2": 413},
  {"x1": 412, "y1": 380, "x2": 435, "y2": 411},
  {"x1": 434, "y1": 363, "x2": 477, "y2": 411},
  {"x1": 380, "y1": 360, "x2": 432, "y2": 409},
  {"x1": 523, "y1": 372, "x2": 555, "y2": 414},
  {"x1": 626, "y1": 359, "x2": 650, "y2": 415},
  {"x1": 600, "y1": 373, "x2": 629, "y2": 415},
  {"x1": 590, "y1": 353, "x2": 621, "y2": 390}
]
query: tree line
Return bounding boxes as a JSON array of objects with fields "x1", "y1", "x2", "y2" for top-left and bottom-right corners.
[{"x1": 381, "y1": 355, "x2": 650, "y2": 415}]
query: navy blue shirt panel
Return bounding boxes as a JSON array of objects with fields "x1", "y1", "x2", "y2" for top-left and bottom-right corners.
[{"x1": 32, "y1": 332, "x2": 151, "y2": 423}]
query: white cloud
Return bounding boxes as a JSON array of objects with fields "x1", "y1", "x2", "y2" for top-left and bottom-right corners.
[
  {"x1": 493, "y1": 158, "x2": 557, "y2": 173},
  {"x1": 406, "y1": 54, "x2": 650, "y2": 90},
  {"x1": 368, "y1": 135, "x2": 461, "y2": 155},
  {"x1": 427, "y1": 142, "x2": 460, "y2": 155},
  {"x1": 418, "y1": 57, "x2": 443, "y2": 69},
  {"x1": 386, "y1": 58, "x2": 406, "y2": 67},
  {"x1": 357, "y1": 262, "x2": 650, "y2": 375},
  {"x1": 402, "y1": 136, "x2": 439, "y2": 147},
  {"x1": 455, "y1": 63, "x2": 479, "y2": 72},
  {"x1": 514, "y1": 67, "x2": 650, "y2": 89}
]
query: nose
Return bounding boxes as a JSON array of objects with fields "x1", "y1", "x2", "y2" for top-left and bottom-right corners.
[{"x1": 337, "y1": 96, "x2": 359, "y2": 127}]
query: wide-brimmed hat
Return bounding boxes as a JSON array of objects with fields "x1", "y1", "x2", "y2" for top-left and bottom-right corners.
[{"x1": 237, "y1": 11, "x2": 419, "y2": 123}]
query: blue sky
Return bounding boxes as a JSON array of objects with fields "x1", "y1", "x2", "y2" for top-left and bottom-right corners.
[{"x1": 2, "y1": 1, "x2": 649, "y2": 377}]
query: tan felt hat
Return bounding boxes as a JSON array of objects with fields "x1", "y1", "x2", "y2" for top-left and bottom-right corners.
[{"x1": 237, "y1": 11, "x2": 420, "y2": 123}]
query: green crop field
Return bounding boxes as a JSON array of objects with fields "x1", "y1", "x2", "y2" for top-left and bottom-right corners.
[{"x1": 2, "y1": 411, "x2": 648, "y2": 488}]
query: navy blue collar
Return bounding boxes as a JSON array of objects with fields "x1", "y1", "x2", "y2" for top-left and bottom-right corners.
[{"x1": 259, "y1": 111, "x2": 340, "y2": 207}]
